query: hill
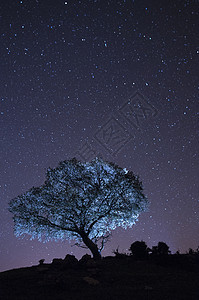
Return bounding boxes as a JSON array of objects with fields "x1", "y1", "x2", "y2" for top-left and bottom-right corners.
[{"x1": 0, "y1": 254, "x2": 198, "y2": 300}]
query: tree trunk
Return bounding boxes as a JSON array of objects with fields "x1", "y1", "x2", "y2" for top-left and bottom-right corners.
[{"x1": 80, "y1": 231, "x2": 101, "y2": 260}]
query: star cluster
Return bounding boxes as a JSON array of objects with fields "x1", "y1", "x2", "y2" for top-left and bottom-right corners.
[{"x1": 0, "y1": 0, "x2": 198, "y2": 271}]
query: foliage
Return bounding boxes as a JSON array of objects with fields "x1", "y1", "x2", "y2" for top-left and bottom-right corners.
[
  {"x1": 129, "y1": 240, "x2": 149, "y2": 259},
  {"x1": 187, "y1": 247, "x2": 199, "y2": 255},
  {"x1": 9, "y1": 157, "x2": 148, "y2": 258},
  {"x1": 151, "y1": 242, "x2": 170, "y2": 256}
]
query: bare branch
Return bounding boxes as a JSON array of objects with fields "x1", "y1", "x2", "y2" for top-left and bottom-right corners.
[
  {"x1": 37, "y1": 216, "x2": 78, "y2": 233},
  {"x1": 99, "y1": 232, "x2": 112, "y2": 252},
  {"x1": 71, "y1": 242, "x2": 88, "y2": 249}
]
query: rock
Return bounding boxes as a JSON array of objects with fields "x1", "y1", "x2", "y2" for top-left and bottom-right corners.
[
  {"x1": 52, "y1": 258, "x2": 63, "y2": 265},
  {"x1": 39, "y1": 259, "x2": 45, "y2": 265},
  {"x1": 83, "y1": 276, "x2": 100, "y2": 286}
]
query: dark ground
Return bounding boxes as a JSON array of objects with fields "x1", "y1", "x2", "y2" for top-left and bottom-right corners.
[{"x1": 0, "y1": 254, "x2": 199, "y2": 300}]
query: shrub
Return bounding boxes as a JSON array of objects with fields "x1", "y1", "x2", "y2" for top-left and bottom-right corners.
[
  {"x1": 129, "y1": 241, "x2": 149, "y2": 260},
  {"x1": 151, "y1": 242, "x2": 170, "y2": 256}
]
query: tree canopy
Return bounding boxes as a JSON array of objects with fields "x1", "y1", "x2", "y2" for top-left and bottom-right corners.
[{"x1": 9, "y1": 157, "x2": 148, "y2": 259}]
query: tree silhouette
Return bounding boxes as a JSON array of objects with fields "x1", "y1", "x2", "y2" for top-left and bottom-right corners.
[
  {"x1": 157, "y1": 242, "x2": 170, "y2": 255},
  {"x1": 9, "y1": 157, "x2": 148, "y2": 259},
  {"x1": 151, "y1": 242, "x2": 170, "y2": 256},
  {"x1": 129, "y1": 240, "x2": 149, "y2": 259}
]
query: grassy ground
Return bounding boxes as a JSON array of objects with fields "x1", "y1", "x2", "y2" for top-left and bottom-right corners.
[{"x1": 0, "y1": 255, "x2": 198, "y2": 300}]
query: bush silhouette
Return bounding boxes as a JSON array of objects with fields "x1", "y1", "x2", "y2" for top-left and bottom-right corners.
[
  {"x1": 129, "y1": 241, "x2": 149, "y2": 260},
  {"x1": 113, "y1": 247, "x2": 128, "y2": 259},
  {"x1": 151, "y1": 242, "x2": 170, "y2": 256}
]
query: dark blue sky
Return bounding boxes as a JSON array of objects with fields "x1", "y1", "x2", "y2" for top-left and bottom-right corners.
[{"x1": 0, "y1": 0, "x2": 198, "y2": 272}]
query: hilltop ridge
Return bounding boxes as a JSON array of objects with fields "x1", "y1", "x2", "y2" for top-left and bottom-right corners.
[{"x1": 0, "y1": 254, "x2": 199, "y2": 300}]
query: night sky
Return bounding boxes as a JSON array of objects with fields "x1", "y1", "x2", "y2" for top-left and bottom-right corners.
[{"x1": 0, "y1": 0, "x2": 198, "y2": 272}]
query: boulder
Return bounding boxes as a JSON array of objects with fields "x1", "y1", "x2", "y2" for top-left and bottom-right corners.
[
  {"x1": 52, "y1": 258, "x2": 63, "y2": 265},
  {"x1": 83, "y1": 276, "x2": 100, "y2": 286},
  {"x1": 38, "y1": 259, "x2": 45, "y2": 265}
]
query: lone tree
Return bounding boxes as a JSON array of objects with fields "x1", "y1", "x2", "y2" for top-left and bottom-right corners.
[{"x1": 9, "y1": 157, "x2": 148, "y2": 260}]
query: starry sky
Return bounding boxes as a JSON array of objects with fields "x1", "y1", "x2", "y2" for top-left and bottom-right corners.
[{"x1": 0, "y1": 0, "x2": 198, "y2": 272}]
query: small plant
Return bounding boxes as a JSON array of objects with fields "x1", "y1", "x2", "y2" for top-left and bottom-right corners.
[
  {"x1": 39, "y1": 259, "x2": 45, "y2": 265},
  {"x1": 113, "y1": 247, "x2": 128, "y2": 259}
]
